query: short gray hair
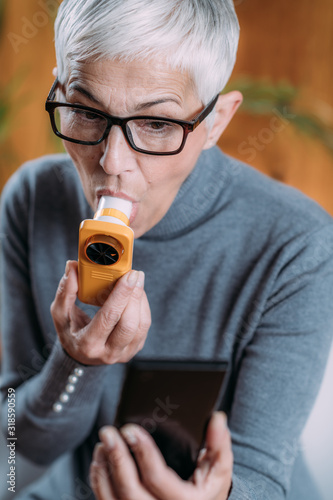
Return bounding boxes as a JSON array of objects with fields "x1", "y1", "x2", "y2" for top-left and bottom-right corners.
[{"x1": 55, "y1": 0, "x2": 240, "y2": 105}]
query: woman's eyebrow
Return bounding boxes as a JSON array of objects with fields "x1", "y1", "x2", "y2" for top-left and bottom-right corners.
[
  {"x1": 134, "y1": 98, "x2": 181, "y2": 112},
  {"x1": 68, "y1": 84, "x2": 181, "y2": 112},
  {"x1": 68, "y1": 84, "x2": 102, "y2": 105}
]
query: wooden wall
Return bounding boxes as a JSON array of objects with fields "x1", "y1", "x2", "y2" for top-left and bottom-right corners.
[
  {"x1": 220, "y1": 0, "x2": 333, "y2": 214},
  {"x1": 0, "y1": 0, "x2": 59, "y2": 188},
  {"x1": 0, "y1": 0, "x2": 332, "y2": 213}
]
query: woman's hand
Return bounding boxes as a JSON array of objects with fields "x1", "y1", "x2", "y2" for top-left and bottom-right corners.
[
  {"x1": 89, "y1": 412, "x2": 233, "y2": 500},
  {"x1": 50, "y1": 260, "x2": 151, "y2": 365}
]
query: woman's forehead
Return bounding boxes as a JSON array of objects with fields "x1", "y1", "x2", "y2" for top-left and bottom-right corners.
[{"x1": 66, "y1": 59, "x2": 196, "y2": 104}]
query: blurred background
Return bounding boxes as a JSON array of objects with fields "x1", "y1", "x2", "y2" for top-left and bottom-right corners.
[{"x1": 0, "y1": 1, "x2": 332, "y2": 499}]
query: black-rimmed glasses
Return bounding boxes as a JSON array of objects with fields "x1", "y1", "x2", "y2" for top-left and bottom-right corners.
[{"x1": 45, "y1": 78, "x2": 219, "y2": 156}]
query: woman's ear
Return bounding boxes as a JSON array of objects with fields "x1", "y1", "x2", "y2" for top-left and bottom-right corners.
[
  {"x1": 203, "y1": 90, "x2": 243, "y2": 149},
  {"x1": 52, "y1": 67, "x2": 58, "y2": 78}
]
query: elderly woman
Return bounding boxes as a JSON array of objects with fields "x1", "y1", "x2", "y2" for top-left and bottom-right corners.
[{"x1": 1, "y1": 1, "x2": 333, "y2": 499}]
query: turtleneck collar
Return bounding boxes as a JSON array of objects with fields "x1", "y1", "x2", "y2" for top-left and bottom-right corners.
[{"x1": 140, "y1": 147, "x2": 236, "y2": 241}]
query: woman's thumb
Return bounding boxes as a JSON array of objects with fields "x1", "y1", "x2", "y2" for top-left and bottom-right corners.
[{"x1": 50, "y1": 260, "x2": 79, "y2": 333}]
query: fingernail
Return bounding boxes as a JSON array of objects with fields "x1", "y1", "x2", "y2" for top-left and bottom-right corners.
[
  {"x1": 194, "y1": 461, "x2": 210, "y2": 485},
  {"x1": 65, "y1": 260, "x2": 71, "y2": 277},
  {"x1": 198, "y1": 447, "x2": 207, "y2": 462},
  {"x1": 99, "y1": 427, "x2": 115, "y2": 450},
  {"x1": 193, "y1": 467, "x2": 202, "y2": 484},
  {"x1": 219, "y1": 411, "x2": 228, "y2": 427},
  {"x1": 121, "y1": 425, "x2": 138, "y2": 446},
  {"x1": 127, "y1": 270, "x2": 139, "y2": 287},
  {"x1": 135, "y1": 271, "x2": 145, "y2": 289},
  {"x1": 92, "y1": 443, "x2": 105, "y2": 464}
]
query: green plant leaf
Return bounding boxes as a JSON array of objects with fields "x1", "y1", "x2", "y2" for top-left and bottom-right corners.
[{"x1": 226, "y1": 77, "x2": 333, "y2": 156}]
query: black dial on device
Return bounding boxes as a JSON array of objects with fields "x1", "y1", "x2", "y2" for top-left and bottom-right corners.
[{"x1": 86, "y1": 242, "x2": 119, "y2": 265}]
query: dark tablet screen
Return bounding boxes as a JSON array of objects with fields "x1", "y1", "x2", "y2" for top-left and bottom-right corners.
[{"x1": 114, "y1": 359, "x2": 228, "y2": 480}]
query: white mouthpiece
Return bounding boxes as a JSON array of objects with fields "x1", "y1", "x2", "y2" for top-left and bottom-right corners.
[
  {"x1": 98, "y1": 196, "x2": 132, "y2": 218},
  {"x1": 95, "y1": 196, "x2": 132, "y2": 226}
]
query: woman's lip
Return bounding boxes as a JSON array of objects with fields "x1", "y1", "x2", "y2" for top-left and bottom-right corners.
[{"x1": 129, "y1": 202, "x2": 139, "y2": 225}]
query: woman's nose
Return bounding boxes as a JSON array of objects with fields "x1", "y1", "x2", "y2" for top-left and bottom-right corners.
[{"x1": 99, "y1": 125, "x2": 136, "y2": 175}]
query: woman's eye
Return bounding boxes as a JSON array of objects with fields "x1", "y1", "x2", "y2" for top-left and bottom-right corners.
[
  {"x1": 84, "y1": 112, "x2": 98, "y2": 120},
  {"x1": 149, "y1": 121, "x2": 169, "y2": 130},
  {"x1": 138, "y1": 120, "x2": 174, "y2": 133},
  {"x1": 72, "y1": 109, "x2": 101, "y2": 121}
]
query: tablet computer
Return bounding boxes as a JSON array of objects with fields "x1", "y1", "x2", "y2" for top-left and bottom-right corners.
[{"x1": 114, "y1": 359, "x2": 228, "y2": 480}]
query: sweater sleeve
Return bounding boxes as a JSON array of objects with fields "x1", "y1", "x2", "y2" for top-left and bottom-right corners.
[
  {"x1": 0, "y1": 166, "x2": 108, "y2": 466},
  {"x1": 227, "y1": 223, "x2": 333, "y2": 499}
]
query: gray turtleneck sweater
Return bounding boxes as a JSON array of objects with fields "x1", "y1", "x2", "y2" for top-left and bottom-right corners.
[{"x1": 1, "y1": 148, "x2": 333, "y2": 499}]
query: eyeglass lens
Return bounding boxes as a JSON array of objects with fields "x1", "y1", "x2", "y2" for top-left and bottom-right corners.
[{"x1": 54, "y1": 107, "x2": 185, "y2": 153}]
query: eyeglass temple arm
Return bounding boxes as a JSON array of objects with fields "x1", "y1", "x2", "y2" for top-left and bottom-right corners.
[
  {"x1": 46, "y1": 78, "x2": 59, "y2": 103},
  {"x1": 192, "y1": 93, "x2": 220, "y2": 130}
]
